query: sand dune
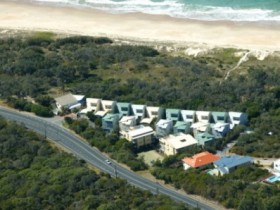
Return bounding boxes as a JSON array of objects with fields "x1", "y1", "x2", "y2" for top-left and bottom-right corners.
[{"x1": 0, "y1": 1, "x2": 280, "y2": 51}]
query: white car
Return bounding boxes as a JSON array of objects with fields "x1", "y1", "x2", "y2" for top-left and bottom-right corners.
[{"x1": 105, "y1": 159, "x2": 111, "y2": 165}]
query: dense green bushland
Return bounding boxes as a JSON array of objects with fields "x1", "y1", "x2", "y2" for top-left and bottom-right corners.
[
  {"x1": 0, "y1": 117, "x2": 191, "y2": 210},
  {"x1": 6, "y1": 96, "x2": 54, "y2": 117},
  {"x1": 0, "y1": 34, "x2": 279, "y2": 156},
  {"x1": 151, "y1": 154, "x2": 280, "y2": 210}
]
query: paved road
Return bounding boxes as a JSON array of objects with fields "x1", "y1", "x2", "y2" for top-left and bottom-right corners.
[{"x1": 0, "y1": 107, "x2": 215, "y2": 210}]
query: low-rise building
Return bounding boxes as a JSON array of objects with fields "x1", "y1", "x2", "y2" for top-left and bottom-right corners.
[
  {"x1": 159, "y1": 133, "x2": 198, "y2": 156},
  {"x1": 212, "y1": 122, "x2": 230, "y2": 138},
  {"x1": 166, "y1": 109, "x2": 181, "y2": 122},
  {"x1": 213, "y1": 155, "x2": 253, "y2": 176},
  {"x1": 211, "y1": 112, "x2": 228, "y2": 124},
  {"x1": 116, "y1": 102, "x2": 132, "y2": 116},
  {"x1": 119, "y1": 116, "x2": 137, "y2": 136},
  {"x1": 196, "y1": 111, "x2": 211, "y2": 123},
  {"x1": 156, "y1": 119, "x2": 173, "y2": 137},
  {"x1": 124, "y1": 126, "x2": 154, "y2": 148},
  {"x1": 80, "y1": 98, "x2": 101, "y2": 115},
  {"x1": 102, "y1": 113, "x2": 121, "y2": 133},
  {"x1": 173, "y1": 121, "x2": 191, "y2": 134},
  {"x1": 228, "y1": 112, "x2": 248, "y2": 128},
  {"x1": 274, "y1": 159, "x2": 280, "y2": 172},
  {"x1": 141, "y1": 106, "x2": 163, "y2": 125},
  {"x1": 95, "y1": 100, "x2": 117, "y2": 117},
  {"x1": 131, "y1": 104, "x2": 146, "y2": 120},
  {"x1": 182, "y1": 151, "x2": 220, "y2": 170},
  {"x1": 195, "y1": 132, "x2": 216, "y2": 147},
  {"x1": 55, "y1": 93, "x2": 84, "y2": 113},
  {"x1": 191, "y1": 122, "x2": 210, "y2": 133},
  {"x1": 181, "y1": 110, "x2": 196, "y2": 123}
]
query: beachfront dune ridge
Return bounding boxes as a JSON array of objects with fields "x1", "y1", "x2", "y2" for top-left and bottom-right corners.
[{"x1": 0, "y1": 1, "x2": 280, "y2": 51}]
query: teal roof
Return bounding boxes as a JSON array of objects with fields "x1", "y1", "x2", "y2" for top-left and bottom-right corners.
[
  {"x1": 166, "y1": 109, "x2": 180, "y2": 114},
  {"x1": 211, "y1": 112, "x2": 228, "y2": 123},
  {"x1": 116, "y1": 102, "x2": 131, "y2": 115},
  {"x1": 103, "y1": 113, "x2": 120, "y2": 121},
  {"x1": 174, "y1": 121, "x2": 190, "y2": 130},
  {"x1": 196, "y1": 132, "x2": 215, "y2": 143},
  {"x1": 117, "y1": 102, "x2": 130, "y2": 107},
  {"x1": 166, "y1": 109, "x2": 181, "y2": 121}
]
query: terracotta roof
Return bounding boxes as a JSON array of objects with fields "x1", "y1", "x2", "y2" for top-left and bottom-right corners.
[{"x1": 182, "y1": 151, "x2": 220, "y2": 168}]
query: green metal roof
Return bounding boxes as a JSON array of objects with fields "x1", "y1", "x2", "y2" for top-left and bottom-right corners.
[
  {"x1": 117, "y1": 102, "x2": 130, "y2": 107},
  {"x1": 196, "y1": 132, "x2": 215, "y2": 143},
  {"x1": 174, "y1": 121, "x2": 191, "y2": 130},
  {"x1": 166, "y1": 109, "x2": 180, "y2": 114},
  {"x1": 103, "y1": 113, "x2": 120, "y2": 121},
  {"x1": 211, "y1": 112, "x2": 228, "y2": 122}
]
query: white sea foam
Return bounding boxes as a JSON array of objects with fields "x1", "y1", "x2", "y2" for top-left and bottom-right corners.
[{"x1": 32, "y1": 0, "x2": 280, "y2": 22}]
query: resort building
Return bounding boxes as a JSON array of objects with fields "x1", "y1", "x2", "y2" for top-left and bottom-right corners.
[
  {"x1": 119, "y1": 116, "x2": 137, "y2": 136},
  {"x1": 55, "y1": 93, "x2": 85, "y2": 113},
  {"x1": 131, "y1": 104, "x2": 146, "y2": 120},
  {"x1": 166, "y1": 109, "x2": 181, "y2": 122},
  {"x1": 196, "y1": 111, "x2": 211, "y2": 123},
  {"x1": 195, "y1": 132, "x2": 216, "y2": 147},
  {"x1": 141, "y1": 106, "x2": 163, "y2": 124},
  {"x1": 156, "y1": 119, "x2": 173, "y2": 137},
  {"x1": 173, "y1": 121, "x2": 191, "y2": 134},
  {"x1": 81, "y1": 98, "x2": 101, "y2": 114},
  {"x1": 212, "y1": 155, "x2": 253, "y2": 176},
  {"x1": 159, "y1": 133, "x2": 198, "y2": 156},
  {"x1": 124, "y1": 126, "x2": 154, "y2": 148},
  {"x1": 212, "y1": 122, "x2": 230, "y2": 138},
  {"x1": 102, "y1": 113, "x2": 121, "y2": 133},
  {"x1": 211, "y1": 112, "x2": 228, "y2": 124},
  {"x1": 96, "y1": 100, "x2": 117, "y2": 116},
  {"x1": 182, "y1": 151, "x2": 220, "y2": 170},
  {"x1": 116, "y1": 102, "x2": 132, "y2": 116},
  {"x1": 191, "y1": 122, "x2": 210, "y2": 133},
  {"x1": 181, "y1": 110, "x2": 196, "y2": 123},
  {"x1": 228, "y1": 112, "x2": 248, "y2": 128},
  {"x1": 274, "y1": 159, "x2": 280, "y2": 172}
]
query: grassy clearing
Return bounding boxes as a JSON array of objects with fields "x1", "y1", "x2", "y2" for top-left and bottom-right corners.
[{"x1": 31, "y1": 31, "x2": 56, "y2": 40}]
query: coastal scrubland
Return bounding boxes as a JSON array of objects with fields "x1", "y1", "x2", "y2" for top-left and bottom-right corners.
[
  {"x1": 1, "y1": 33, "x2": 280, "y2": 209},
  {"x1": 0, "y1": 33, "x2": 279, "y2": 157},
  {"x1": 0, "y1": 117, "x2": 191, "y2": 210}
]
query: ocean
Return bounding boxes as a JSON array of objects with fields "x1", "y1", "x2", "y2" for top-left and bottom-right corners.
[{"x1": 33, "y1": 0, "x2": 280, "y2": 22}]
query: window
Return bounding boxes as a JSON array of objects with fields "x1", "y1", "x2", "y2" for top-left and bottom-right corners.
[
  {"x1": 136, "y1": 109, "x2": 143, "y2": 113},
  {"x1": 90, "y1": 103, "x2": 97, "y2": 106},
  {"x1": 217, "y1": 116, "x2": 224, "y2": 121},
  {"x1": 121, "y1": 107, "x2": 128, "y2": 111},
  {"x1": 106, "y1": 122, "x2": 113, "y2": 127},
  {"x1": 180, "y1": 139, "x2": 186, "y2": 142},
  {"x1": 233, "y1": 117, "x2": 240, "y2": 121},
  {"x1": 201, "y1": 116, "x2": 208, "y2": 120},
  {"x1": 151, "y1": 111, "x2": 158, "y2": 116},
  {"x1": 171, "y1": 113, "x2": 178, "y2": 118},
  {"x1": 105, "y1": 105, "x2": 111, "y2": 109},
  {"x1": 186, "y1": 115, "x2": 193, "y2": 119}
]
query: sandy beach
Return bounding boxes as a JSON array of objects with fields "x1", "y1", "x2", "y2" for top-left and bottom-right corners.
[{"x1": 0, "y1": 1, "x2": 280, "y2": 51}]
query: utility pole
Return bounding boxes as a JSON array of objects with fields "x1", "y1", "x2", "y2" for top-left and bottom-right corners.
[
  {"x1": 114, "y1": 165, "x2": 118, "y2": 178},
  {"x1": 44, "y1": 123, "x2": 47, "y2": 139},
  {"x1": 156, "y1": 182, "x2": 159, "y2": 194}
]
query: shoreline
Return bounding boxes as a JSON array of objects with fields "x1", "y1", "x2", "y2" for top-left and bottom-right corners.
[
  {"x1": 0, "y1": 1, "x2": 280, "y2": 51},
  {"x1": 15, "y1": 0, "x2": 280, "y2": 25}
]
